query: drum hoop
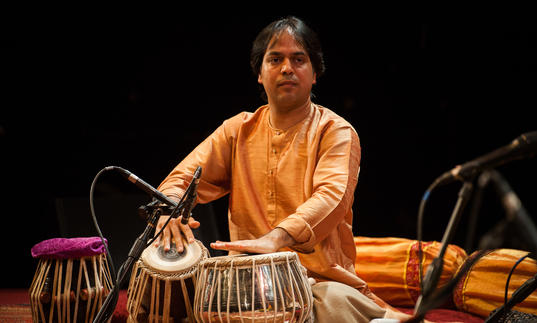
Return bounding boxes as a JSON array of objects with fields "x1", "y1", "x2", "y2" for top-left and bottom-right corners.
[
  {"x1": 139, "y1": 240, "x2": 209, "y2": 279},
  {"x1": 199, "y1": 251, "x2": 298, "y2": 268}
]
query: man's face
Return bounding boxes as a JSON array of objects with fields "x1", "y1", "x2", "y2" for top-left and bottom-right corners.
[{"x1": 258, "y1": 30, "x2": 317, "y2": 111}]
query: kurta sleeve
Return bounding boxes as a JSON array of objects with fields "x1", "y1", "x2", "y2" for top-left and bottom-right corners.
[
  {"x1": 157, "y1": 114, "x2": 245, "y2": 204},
  {"x1": 276, "y1": 124, "x2": 361, "y2": 253}
]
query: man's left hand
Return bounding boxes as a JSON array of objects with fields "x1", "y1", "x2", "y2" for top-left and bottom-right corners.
[{"x1": 210, "y1": 227, "x2": 295, "y2": 254}]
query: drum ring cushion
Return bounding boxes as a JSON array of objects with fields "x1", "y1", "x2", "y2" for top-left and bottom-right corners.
[{"x1": 31, "y1": 237, "x2": 108, "y2": 259}]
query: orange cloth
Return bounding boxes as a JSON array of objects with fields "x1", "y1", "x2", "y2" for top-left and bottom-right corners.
[
  {"x1": 453, "y1": 248, "x2": 537, "y2": 318},
  {"x1": 157, "y1": 104, "x2": 367, "y2": 290},
  {"x1": 354, "y1": 236, "x2": 468, "y2": 307}
]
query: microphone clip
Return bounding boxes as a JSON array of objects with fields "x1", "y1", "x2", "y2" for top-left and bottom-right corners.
[{"x1": 137, "y1": 199, "x2": 175, "y2": 222}]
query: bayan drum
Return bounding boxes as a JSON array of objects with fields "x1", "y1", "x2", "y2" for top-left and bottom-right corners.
[
  {"x1": 194, "y1": 251, "x2": 313, "y2": 323},
  {"x1": 127, "y1": 239, "x2": 209, "y2": 323},
  {"x1": 29, "y1": 237, "x2": 113, "y2": 323}
]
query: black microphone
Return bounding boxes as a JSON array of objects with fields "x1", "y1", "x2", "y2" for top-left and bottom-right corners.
[
  {"x1": 433, "y1": 131, "x2": 537, "y2": 186},
  {"x1": 179, "y1": 166, "x2": 202, "y2": 225},
  {"x1": 107, "y1": 166, "x2": 178, "y2": 208}
]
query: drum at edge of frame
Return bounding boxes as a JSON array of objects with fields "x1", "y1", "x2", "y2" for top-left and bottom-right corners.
[{"x1": 29, "y1": 237, "x2": 114, "y2": 323}]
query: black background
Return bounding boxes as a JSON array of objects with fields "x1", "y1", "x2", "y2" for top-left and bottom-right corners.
[{"x1": 2, "y1": 9, "x2": 536, "y2": 288}]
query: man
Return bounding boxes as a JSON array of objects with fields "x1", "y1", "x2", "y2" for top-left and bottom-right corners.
[{"x1": 154, "y1": 16, "x2": 409, "y2": 322}]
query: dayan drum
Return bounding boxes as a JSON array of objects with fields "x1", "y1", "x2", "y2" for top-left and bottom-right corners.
[
  {"x1": 127, "y1": 239, "x2": 209, "y2": 323},
  {"x1": 194, "y1": 251, "x2": 313, "y2": 323},
  {"x1": 29, "y1": 237, "x2": 113, "y2": 323}
]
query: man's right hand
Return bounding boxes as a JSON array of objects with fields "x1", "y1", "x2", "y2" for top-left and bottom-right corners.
[{"x1": 153, "y1": 215, "x2": 200, "y2": 252}]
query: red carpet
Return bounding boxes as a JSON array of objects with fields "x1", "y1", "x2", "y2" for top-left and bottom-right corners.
[
  {"x1": 0, "y1": 304, "x2": 33, "y2": 323},
  {"x1": 398, "y1": 308, "x2": 483, "y2": 323},
  {"x1": 0, "y1": 289, "x2": 33, "y2": 323},
  {"x1": 1, "y1": 289, "x2": 484, "y2": 322},
  {"x1": 0, "y1": 289, "x2": 129, "y2": 323}
]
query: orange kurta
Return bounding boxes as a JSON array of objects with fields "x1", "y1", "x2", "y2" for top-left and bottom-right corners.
[{"x1": 158, "y1": 103, "x2": 367, "y2": 291}]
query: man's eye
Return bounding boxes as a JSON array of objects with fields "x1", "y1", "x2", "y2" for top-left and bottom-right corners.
[{"x1": 269, "y1": 57, "x2": 281, "y2": 63}]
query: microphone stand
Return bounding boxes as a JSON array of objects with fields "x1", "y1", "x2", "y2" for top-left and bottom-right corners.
[
  {"x1": 487, "y1": 170, "x2": 537, "y2": 256},
  {"x1": 93, "y1": 167, "x2": 201, "y2": 323},
  {"x1": 478, "y1": 170, "x2": 537, "y2": 322},
  {"x1": 93, "y1": 204, "x2": 164, "y2": 323},
  {"x1": 464, "y1": 172, "x2": 492, "y2": 253},
  {"x1": 407, "y1": 249, "x2": 490, "y2": 323},
  {"x1": 485, "y1": 272, "x2": 537, "y2": 322},
  {"x1": 413, "y1": 181, "x2": 474, "y2": 320}
]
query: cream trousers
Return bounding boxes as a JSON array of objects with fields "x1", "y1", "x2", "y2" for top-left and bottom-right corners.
[{"x1": 311, "y1": 281, "x2": 387, "y2": 323}]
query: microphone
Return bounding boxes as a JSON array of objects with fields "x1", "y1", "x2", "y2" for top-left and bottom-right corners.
[
  {"x1": 434, "y1": 131, "x2": 537, "y2": 186},
  {"x1": 106, "y1": 166, "x2": 178, "y2": 208},
  {"x1": 93, "y1": 166, "x2": 201, "y2": 323},
  {"x1": 179, "y1": 166, "x2": 202, "y2": 225}
]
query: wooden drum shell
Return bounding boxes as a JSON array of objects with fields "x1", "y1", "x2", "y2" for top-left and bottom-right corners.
[
  {"x1": 29, "y1": 254, "x2": 113, "y2": 323},
  {"x1": 127, "y1": 239, "x2": 209, "y2": 323}
]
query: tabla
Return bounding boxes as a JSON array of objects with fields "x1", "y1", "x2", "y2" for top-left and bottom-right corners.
[
  {"x1": 29, "y1": 238, "x2": 113, "y2": 323},
  {"x1": 194, "y1": 251, "x2": 313, "y2": 323},
  {"x1": 127, "y1": 239, "x2": 209, "y2": 323}
]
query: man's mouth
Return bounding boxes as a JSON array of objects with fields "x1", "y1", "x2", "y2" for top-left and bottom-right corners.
[{"x1": 278, "y1": 80, "x2": 297, "y2": 87}]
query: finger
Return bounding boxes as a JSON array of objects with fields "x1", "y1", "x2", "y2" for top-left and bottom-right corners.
[
  {"x1": 188, "y1": 217, "x2": 200, "y2": 229},
  {"x1": 210, "y1": 240, "x2": 228, "y2": 250},
  {"x1": 161, "y1": 219, "x2": 172, "y2": 251},
  {"x1": 169, "y1": 218, "x2": 184, "y2": 253},
  {"x1": 153, "y1": 232, "x2": 161, "y2": 247},
  {"x1": 211, "y1": 240, "x2": 246, "y2": 252},
  {"x1": 153, "y1": 216, "x2": 169, "y2": 247},
  {"x1": 211, "y1": 239, "x2": 274, "y2": 254},
  {"x1": 179, "y1": 217, "x2": 196, "y2": 244}
]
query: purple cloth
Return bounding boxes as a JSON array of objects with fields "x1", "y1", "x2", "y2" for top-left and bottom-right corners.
[{"x1": 31, "y1": 237, "x2": 108, "y2": 259}]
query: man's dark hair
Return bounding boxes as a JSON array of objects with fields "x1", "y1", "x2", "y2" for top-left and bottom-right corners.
[{"x1": 250, "y1": 16, "x2": 325, "y2": 78}]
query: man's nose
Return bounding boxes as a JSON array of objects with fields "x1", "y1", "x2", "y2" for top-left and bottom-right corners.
[{"x1": 280, "y1": 58, "x2": 294, "y2": 74}]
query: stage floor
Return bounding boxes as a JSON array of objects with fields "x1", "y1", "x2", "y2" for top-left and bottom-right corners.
[
  {"x1": 0, "y1": 288, "x2": 483, "y2": 322},
  {"x1": 0, "y1": 288, "x2": 128, "y2": 323}
]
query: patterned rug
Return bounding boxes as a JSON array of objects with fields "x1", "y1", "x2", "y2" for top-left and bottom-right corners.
[
  {"x1": 0, "y1": 304, "x2": 33, "y2": 323},
  {"x1": 0, "y1": 289, "x2": 486, "y2": 323}
]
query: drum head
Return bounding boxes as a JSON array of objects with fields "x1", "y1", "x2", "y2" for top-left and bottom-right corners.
[
  {"x1": 200, "y1": 251, "x2": 297, "y2": 268},
  {"x1": 141, "y1": 239, "x2": 204, "y2": 273}
]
